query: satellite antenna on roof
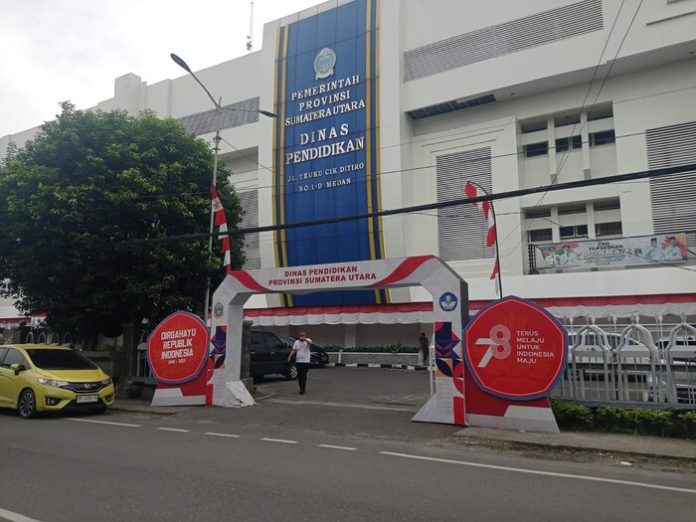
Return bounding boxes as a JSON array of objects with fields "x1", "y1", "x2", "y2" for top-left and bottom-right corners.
[{"x1": 246, "y1": 1, "x2": 254, "y2": 51}]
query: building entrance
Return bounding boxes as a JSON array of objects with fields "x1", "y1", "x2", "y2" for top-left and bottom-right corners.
[{"x1": 211, "y1": 256, "x2": 469, "y2": 425}]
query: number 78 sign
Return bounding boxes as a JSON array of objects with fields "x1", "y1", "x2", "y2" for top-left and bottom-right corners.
[{"x1": 464, "y1": 296, "x2": 567, "y2": 401}]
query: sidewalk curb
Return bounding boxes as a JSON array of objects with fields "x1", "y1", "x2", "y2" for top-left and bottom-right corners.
[
  {"x1": 110, "y1": 404, "x2": 178, "y2": 416},
  {"x1": 454, "y1": 431, "x2": 696, "y2": 463},
  {"x1": 327, "y1": 362, "x2": 428, "y2": 371}
]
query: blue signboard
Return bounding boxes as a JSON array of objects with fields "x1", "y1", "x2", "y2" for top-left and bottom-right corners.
[{"x1": 272, "y1": 0, "x2": 386, "y2": 306}]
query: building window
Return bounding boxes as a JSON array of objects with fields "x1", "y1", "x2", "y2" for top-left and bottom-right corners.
[
  {"x1": 590, "y1": 130, "x2": 616, "y2": 147},
  {"x1": 588, "y1": 104, "x2": 613, "y2": 121},
  {"x1": 593, "y1": 199, "x2": 620, "y2": 211},
  {"x1": 238, "y1": 189, "x2": 260, "y2": 269},
  {"x1": 524, "y1": 142, "x2": 548, "y2": 158},
  {"x1": 525, "y1": 208, "x2": 551, "y2": 219},
  {"x1": 560, "y1": 225, "x2": 588, "y2": 239},
  {"x1": 528, "y1": 229, "x2": 553, "y2": 243},
  {"x1": 437, "y1": 148, "x2": 494, "y2": 261},
  {"x1": 595, "y1": 221, "x2": 623, "y2": 237},
  {"x1": 555, "y1": 135, "x2": 582, "y2": 152},
  {"x1": 558, "y1": 203, "x2": 586, "y2": 215},
  {"x1": 554, "y1": 112, "x2": 581, "y2": 127},
  {"x1": 520, "y1": 119, "x2": 547, "y2": 133}
]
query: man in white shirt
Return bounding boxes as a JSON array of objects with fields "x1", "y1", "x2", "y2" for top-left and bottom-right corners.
[{"x1": 288, "y1": 330, "x2": 313, "y2": 394}]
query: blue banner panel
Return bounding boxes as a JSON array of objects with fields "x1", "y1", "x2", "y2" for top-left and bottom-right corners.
[{"x1": 273, "y1": 0, "x2": 385, "y2": 306}]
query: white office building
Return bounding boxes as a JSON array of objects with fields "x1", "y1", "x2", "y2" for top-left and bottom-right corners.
[{"x1": 2, "y1": 0, "x2": 696, "y2": 348}]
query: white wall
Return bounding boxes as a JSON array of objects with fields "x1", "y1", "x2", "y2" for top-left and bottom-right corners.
[
  {"x1": 266, "y1": 322, "x2": 426, "y2": 349},
  {"x1": 400, "y1": 0, "x2": 696, "y2": 112},
  {"x1": 405, "y1": 56, "x2": 696, "y2": 297}
]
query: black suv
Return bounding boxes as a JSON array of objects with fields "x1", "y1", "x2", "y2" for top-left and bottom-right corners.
[{"x1": 250, "y1": 330, "x2": 297, "y2": 380}]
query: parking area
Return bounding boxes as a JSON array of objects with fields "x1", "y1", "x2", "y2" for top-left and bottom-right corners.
[
  {"x1": 254, "y1": 365, "x2": 430, "y2": 409},
  {"x1": 143, "y1": 366, "x2": 458, "y2": 444}
]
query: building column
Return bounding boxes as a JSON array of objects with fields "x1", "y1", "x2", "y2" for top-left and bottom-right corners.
[
  {"x1": 547, "y1": 117, "x2": 556, "y2": 182},
  {"x1": 581, "y1": 111, "x2": 591, "y2": 179},
  {"x1": 343, "y1": 324, "x2": 357, "y2": 349}
]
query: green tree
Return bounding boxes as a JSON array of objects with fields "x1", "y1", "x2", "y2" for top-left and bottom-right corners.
[{"x1": 0, "y1": 102, "x2": 243, "y2": 344}]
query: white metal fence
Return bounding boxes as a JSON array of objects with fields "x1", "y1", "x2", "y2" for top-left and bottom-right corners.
[{"x1": 555, "y1": 322, "x2": 696, "y2": 407}]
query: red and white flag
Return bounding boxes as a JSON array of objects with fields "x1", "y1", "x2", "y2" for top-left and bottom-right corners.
[
  {"x1": 464, "y1": 181, "x2": 500, "y2": 284},
  {"x1": 211, "y1": 185, "x2": 233, "y2": 275}
]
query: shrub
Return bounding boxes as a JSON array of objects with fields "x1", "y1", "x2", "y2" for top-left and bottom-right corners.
[
  {"x1": 630, "y1": 408, "x2": 673, "y2": 436},
  {"x1": 551, "y1": 400, "x2": 593, "y2": 430},
  {"x1": 675, "y1": 411, "x2": 696, "y2": 439},
  {"x1": 551, "y1": 401, "x2": 693, "y2": 438}
]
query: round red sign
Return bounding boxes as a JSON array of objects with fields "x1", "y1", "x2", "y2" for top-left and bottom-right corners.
[
  {"x1": 464, "y1": 296, "x2": 567, "y2": 400},
  {"x1": 147, "y1": 311, "x2": 210, "y2": 385}
]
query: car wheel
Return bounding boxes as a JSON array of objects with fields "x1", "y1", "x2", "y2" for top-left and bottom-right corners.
[
  {"x1": 18, "y1": 388, "x2": 37, "y2": 419},
  {"x1": 285, "y1": 364, "x2": 298, "y2": 380}
]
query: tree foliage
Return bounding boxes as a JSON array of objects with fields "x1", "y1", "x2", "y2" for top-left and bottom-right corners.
[{"x1": 0, "y1": 103, "x2": 243, "y2": 343}]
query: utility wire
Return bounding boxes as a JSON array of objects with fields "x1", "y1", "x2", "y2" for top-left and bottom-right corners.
[
  {"x1": 500, "y1": 0, "x2": 645, "y2": 249},
  {"x1": 219, "y1": 83, "x2": 694, "y2": 185},
  {"x1": 8, "y1": 81, "x2": 694, "y2": 206},
  {"x1": 117, "y1": 162, "x2": 696, "y2": 244},
  {"x1": 68, "y1": 123, "x2": 687, "y2": 205}
]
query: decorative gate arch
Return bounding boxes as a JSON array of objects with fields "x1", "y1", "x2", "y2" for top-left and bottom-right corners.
[{"x1": 210, "y1": 255, "x2": 469, "y2": 425}]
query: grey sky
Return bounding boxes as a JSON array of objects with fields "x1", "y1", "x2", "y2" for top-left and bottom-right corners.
[{"x1": 0, "y1": 0, "x2": 319, "y2": 138}]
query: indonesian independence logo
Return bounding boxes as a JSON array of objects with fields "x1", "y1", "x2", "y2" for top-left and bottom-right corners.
[{"x1": 314, "y1": 47, "x2": 336, "y2": 80}]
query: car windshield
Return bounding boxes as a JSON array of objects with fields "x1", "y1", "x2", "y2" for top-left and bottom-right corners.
[{"x1": 26, "y1": 349, "x2": 97, "y2": 370}]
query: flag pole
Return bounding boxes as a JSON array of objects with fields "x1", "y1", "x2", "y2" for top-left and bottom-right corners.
[
  {"x1": 465, "y1": 180, "x2": 503, "y2": 297},
  {"x1": 490, "y1": 197, "x2": 503, "y2": 298},
  {"x1": 204, "y1": 129, "x2": 221, "y2": 321}
]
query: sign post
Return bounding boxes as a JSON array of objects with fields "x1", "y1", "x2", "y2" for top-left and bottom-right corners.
[
  {"x1": 147, "y1": 311, "x2": 212, "y2": 407},
  {"x1": 463, "y1": 296, "x2": 567, "y2": 432}
]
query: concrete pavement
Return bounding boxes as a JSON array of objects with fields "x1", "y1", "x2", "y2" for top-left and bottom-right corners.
[
  {"x1": 110, "y1": 367, "x2": 696, "y2": 465},
  {"x1": 112, "y1": 397, "x2": 696, "y2": 464},
  {"x1": 2, "y1": 406, "x2": 696, "y2": 522}
]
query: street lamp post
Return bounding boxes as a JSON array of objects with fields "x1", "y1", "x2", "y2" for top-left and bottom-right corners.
[{"x1": 170, "y1": 53, "x2": 276, "y2": 321}]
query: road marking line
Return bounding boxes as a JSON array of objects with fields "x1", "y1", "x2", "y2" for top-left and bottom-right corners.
[
  {"x1": 260, "y1": 437, "x2": 298, "y2": 444},
  {"x1": 66, "y1": 418, "x2": 140, "y2": 428},
  {"x1": 268, "y1": 398, "x2": 415, "y2": 412},
  {"x1": 205, "y1": 432, "x2": 241, "y2": 438},
  {"x1": 0, "y1": 507, "x2": 44, "y2": 522},
  {"x1": 157, "y1": 427, "x2": 190, "y2": 433},
  {"x1": 380, "y1": 451, "x2": 696, "y2": 494},
  {"x1": 319, "y1": 444, "x2": 357, "y2": 451}
]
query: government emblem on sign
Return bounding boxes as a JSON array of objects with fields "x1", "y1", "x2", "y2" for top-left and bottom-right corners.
[
  {"x1": 213, "y1": 302, "x2": 224, "y2": 318},
  {"x1": 439, "y1": 292, "x2": 458, "y2": 311},
  {"x1": 314, "y1": 47, "x2": 336, "y2": 80}
]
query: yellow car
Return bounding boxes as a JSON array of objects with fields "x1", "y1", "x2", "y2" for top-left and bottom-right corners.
[{"x1": 0, "y1": 344, "x2": 115, "y2": 418}]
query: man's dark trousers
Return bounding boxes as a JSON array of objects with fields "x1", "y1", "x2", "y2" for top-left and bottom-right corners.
[{"x1": 296, "y1": 362, "x2": 310, "y2": 393}]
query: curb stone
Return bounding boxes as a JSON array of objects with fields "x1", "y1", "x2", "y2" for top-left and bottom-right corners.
[
  {"x1": 326, "y1": 362, "x2": 428, "y2": 371},
  {"x1": 453, "y1": 428, "x2": 696, "y2": 463},
  {"x1": 110, "y1": 403, "x2": 178, "y2": 416}
]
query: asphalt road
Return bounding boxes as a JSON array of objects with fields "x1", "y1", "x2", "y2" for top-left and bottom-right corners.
[{"x1": 2, "y1": 368, "x2": 696, "y2": 521}]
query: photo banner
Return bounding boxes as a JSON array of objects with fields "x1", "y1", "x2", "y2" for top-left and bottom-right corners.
[
  {"x1": 536, "y1": 233, "x2": 689, "y2": 270},
  {"x1": 272, "y1": 0, "x2": 385, "y2": 307}
]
